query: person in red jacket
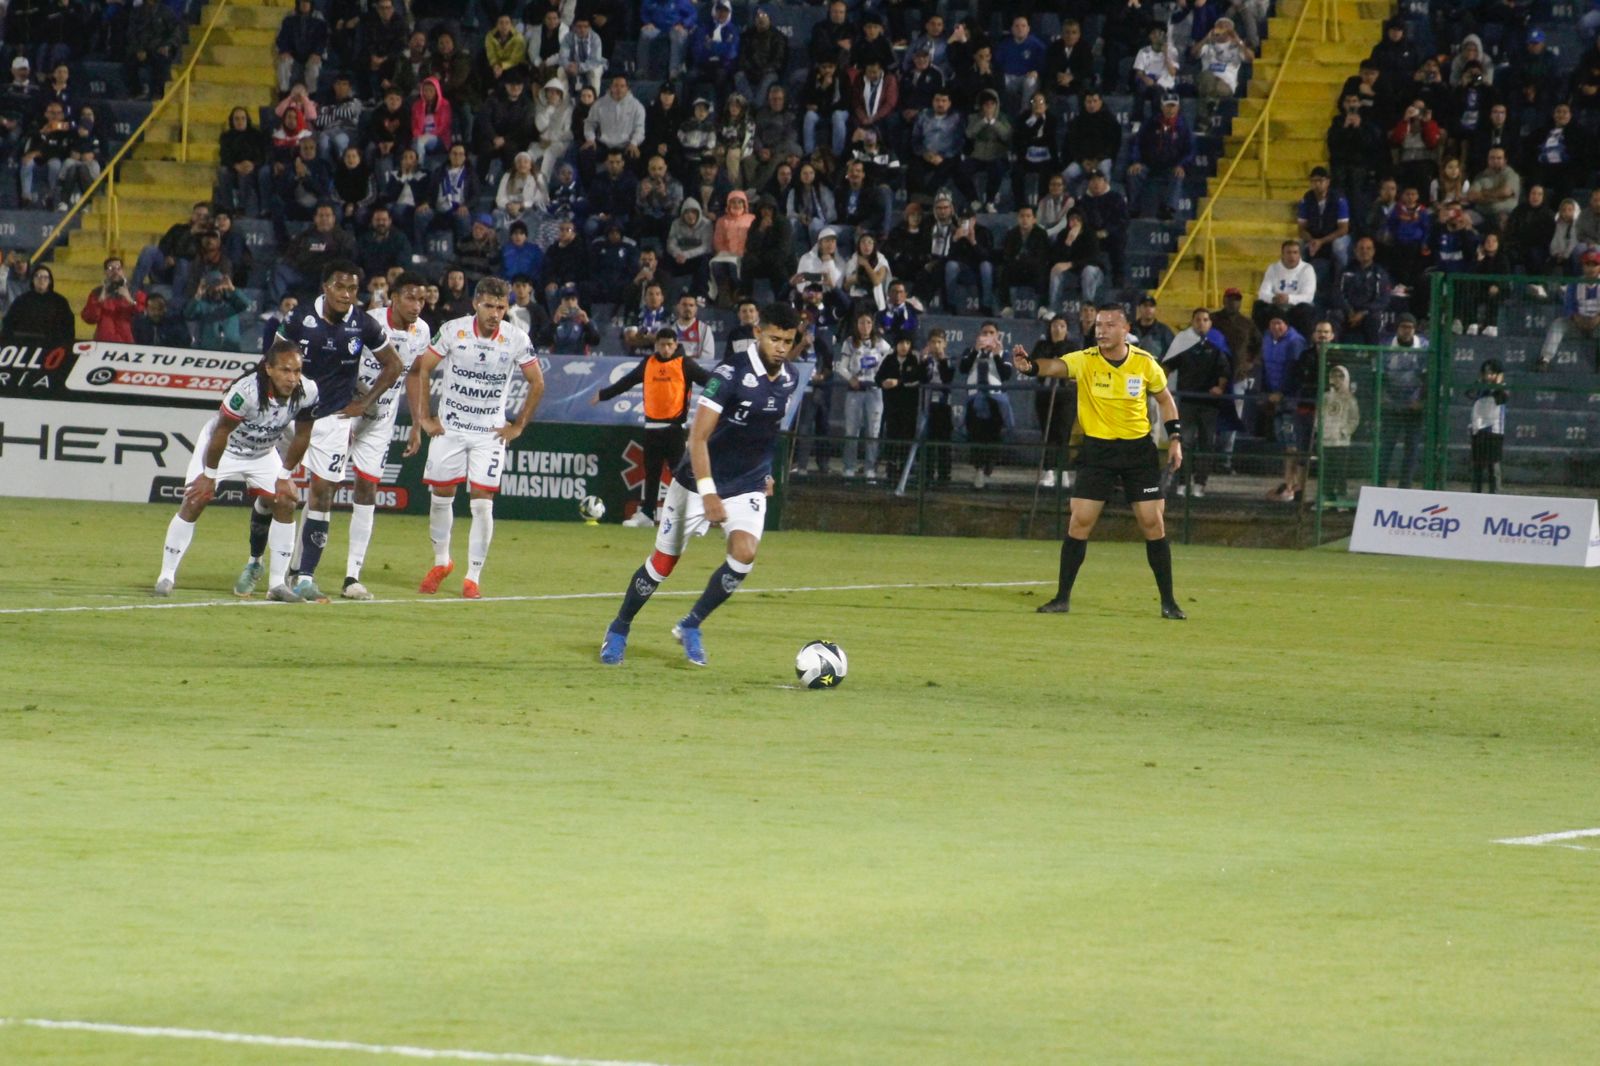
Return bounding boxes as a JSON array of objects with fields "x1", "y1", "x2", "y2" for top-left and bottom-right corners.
[
  {"x1": 1388, "y1": 99, "x2": 1442, "y2": 205},
  {"x1": 81, "y1": 255, "x2": 146, "y2": 343},
  {"x1": 410, "y1": 76, "x2": 453, "y2": 160}
]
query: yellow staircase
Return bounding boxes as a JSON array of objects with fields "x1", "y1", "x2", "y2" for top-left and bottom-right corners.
[
  {"x1": 1156, "y1": 0, "x2": 1390, "y2": 326},
  {"x1": 50, "y1": 0, "x2": 287, "y2": 337}
]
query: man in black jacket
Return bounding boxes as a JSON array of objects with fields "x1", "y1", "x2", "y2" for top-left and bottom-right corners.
[
  {"x1": 999, "y1": 204, "x2": 1053, "y2": 315},
  {"x1": 1043, "y1": 19, "x2": 1093, "y2": 107},
  {"x1": 474, "y1": 74, "x2": 539, "y2": 178},
  {"x1": 540, "y1": 218, "x2": 589, "y2": 308},
  {"x1": 1160, "y1": 308, "x2": 1233, "y2": 497},
  {"x1": 595, "y1": 327, "x2": 713, "y2": 526},
  {"x1": 359, "y1": 0, "x2": 410, "y2": 101},
  {"x1": 269, "y1": 203, "x2": 358, "y2": 300},
  {"x1": 130, "y1": 201, "x2": 211, "y2": 290},
  {"x1": 1328, "y1": 92, "x2": 1384, "y2": 208},
  {"x1": 126, "y1": 0, "x2": 182, "y2": 100},
  {"x1": 1337, "y1": 236, "x2": 1392, "y2": 344},
  {"x1": 1367, "y1": 19, "x2": 1420, "y2": 90},
  {"x1": 1063, "y1": 90, "x2": 1123, "y2": 196}
]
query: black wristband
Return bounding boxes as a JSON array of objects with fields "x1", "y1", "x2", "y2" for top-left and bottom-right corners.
[
  {"x1": 1165, "y1": 419, "x2": 1182, "y2": 437},
  {"x1": 1022, "y1": 357, "x2": 1039, "y2": 377}
]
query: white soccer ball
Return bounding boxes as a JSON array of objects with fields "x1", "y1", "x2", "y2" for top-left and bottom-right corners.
[
  {"x1": 578, "y1": 495, "x2": 606, "y2": 522},
  {"x1": 796, "y1": 640, "x2": 848, "y2": 689}
]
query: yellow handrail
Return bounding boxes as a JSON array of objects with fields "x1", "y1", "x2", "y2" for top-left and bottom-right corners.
[
  {"x1": 1153, "y1": 0, "x2": 1339, "y2": 308},
  {"x1": 28, "y1": 0, "x2": 234, "y2": 269}
]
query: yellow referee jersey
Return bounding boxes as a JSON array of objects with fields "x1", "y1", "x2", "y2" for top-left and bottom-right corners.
[{"x1": 1061, "y1": 345, "x2": 1168, "y2": 440}]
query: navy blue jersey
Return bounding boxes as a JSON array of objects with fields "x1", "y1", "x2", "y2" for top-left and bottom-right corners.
[
  {"x1": 674, "y1": 349, "x2": 799, "y2": 497},
  {"x1": 277, "y1": 296, "x2": 393, "y2": 418}
]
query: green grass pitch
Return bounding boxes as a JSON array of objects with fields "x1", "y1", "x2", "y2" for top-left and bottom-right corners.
[{"x1": 2, "y1": 497, "x2": 1597, "y2": 1065}]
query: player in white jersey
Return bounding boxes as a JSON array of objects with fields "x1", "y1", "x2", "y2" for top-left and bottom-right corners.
[
  {"x1": 338, "y1": 271, "x2": 432, "y2": 600},
  {"x1": 156, "y1": 341, "x2": 319, "y2": 600},
  {"x1": 406, "y1": 276, "x2": 545, "y2": 598}
]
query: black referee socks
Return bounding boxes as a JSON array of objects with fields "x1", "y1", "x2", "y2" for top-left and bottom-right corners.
[
  {"x1": 1146, "y1": 537, "x2": 1175, "y2": 605},
  {"x1": 1057, "y1": 536, "x2": 1087, "y2": 602}
]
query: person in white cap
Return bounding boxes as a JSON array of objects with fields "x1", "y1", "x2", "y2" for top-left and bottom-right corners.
[
  {"x1": 0, "y1": 57, "x2": 38, "y2": 153},
  {"x1": 792, "y1": 226, "x2": 847, "y2": 296}
]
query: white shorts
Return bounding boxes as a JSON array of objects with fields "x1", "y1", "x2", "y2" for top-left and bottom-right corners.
[
  {"x1": 348, "y1": 406, "x2": 400, "y2": 483},
  {"x1": 287, "y1": 412, "x2": 355, "y2": 483},
  {"x1": 653, "y1": 478, "x2": 766, "y2": 557},
  {"x1": 423, "y1": 430, "x2": 507, "y2": 493},
  {"x1": 187, "y1": 421, "x2": 286, "y2": 496}
]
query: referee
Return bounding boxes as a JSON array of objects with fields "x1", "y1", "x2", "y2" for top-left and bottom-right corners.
[{"x1": 1012, "y1": 303, "x2": 1187, "y2": 619}]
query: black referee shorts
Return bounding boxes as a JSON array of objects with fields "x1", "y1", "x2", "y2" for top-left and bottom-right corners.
[{"x1": 1072, "y1": 436, "x2": 1164, "y2": 505}]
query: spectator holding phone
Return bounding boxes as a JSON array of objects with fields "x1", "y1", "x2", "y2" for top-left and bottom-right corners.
[{"x1": 82, "y1": 255, "x2": 146, "y2": 343}]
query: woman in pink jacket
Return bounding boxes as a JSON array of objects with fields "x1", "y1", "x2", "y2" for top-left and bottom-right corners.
[
  {"x1": 411, "y1": 76, "x2": 453, "y2": 159},
  {"x1": 709, "y1": 189, "x2": 753, "y2": 306}
]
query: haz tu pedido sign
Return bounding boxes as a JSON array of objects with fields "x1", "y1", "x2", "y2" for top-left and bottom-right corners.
[{"x1": 1350, "y1": 488, "x2": 1600, "y2": 567}]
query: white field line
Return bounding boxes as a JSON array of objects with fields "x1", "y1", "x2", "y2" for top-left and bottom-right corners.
[
  {"x1": 0, "y1": 1017, "x2": 688, "y2": 1066},
  {"x1": 1493, "y1": 828, "x2": 1600, "y2": 849},
  {"x1": 0, "y1": 579, "x2": 1050, "y2": 617}
]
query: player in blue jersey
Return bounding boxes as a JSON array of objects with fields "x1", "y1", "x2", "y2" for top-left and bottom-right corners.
[
  {"x1": 599, "y1": 302, "x2": 801, "y2": 666},
  {"x1": 236, "y1": 259, "x2": 402, "y2": 602}
]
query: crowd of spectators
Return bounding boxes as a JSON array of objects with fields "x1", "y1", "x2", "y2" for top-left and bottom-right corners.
[
  {"x1": 1304, "y1": 13, "x2": 1600, "y2": 349},
  {"x1": 5, "y1": 0, "x2": 1281, "y2": 353},
  {"x1": 2, "y1": 1, "x2": 1595, "y2": 487}
]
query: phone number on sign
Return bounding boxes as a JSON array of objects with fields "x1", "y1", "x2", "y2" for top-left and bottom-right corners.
[{"x1": 110, "y1": 371, "x2": 235, "y2": 391}]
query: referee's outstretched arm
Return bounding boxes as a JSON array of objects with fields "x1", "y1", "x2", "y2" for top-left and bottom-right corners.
[{"x1": 1011, "y1": 344, "x2": 1069, "y2": 379}]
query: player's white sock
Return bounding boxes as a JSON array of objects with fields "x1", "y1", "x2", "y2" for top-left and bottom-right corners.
[
  {"x1": 429, "y1": 494, "x2": 454, "y2": 565},
  {"x1": 466, "y1": 498, "x2": 494, "y2": 582},
  {"x1": 267, "y1": 519, "x2": 296, "y2": 587},
  {"x1": 287, "y1": 509, "x2": 304, "y2": 573},
  {"x1": 159, "y1": 515, "x2": 196, "y2": 581},
  {"x1": 346, "y1": 503, "x2": 375, "y2": 579}
]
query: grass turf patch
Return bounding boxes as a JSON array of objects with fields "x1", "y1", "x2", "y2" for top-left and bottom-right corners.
[{"x1": 2, "y1": 498, "x2": 1597, "y2": 1064}]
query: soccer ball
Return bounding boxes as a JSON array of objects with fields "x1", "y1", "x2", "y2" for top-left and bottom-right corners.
[
  {"x1": 578, "y1": 496, "x2": 606, "y2": 523},
  {"x1": 795, "y1": 640, "x2": 847, "y2": 689}
]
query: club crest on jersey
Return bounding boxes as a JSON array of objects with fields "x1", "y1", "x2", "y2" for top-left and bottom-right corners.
[
  {"x1": 457, "y1": 329, "x2": 467, "y2": 339},
  {"x1": 742, "y1": 372, "x2": 759, "y2": 388},
  {"x1": 302, "y1": 314, "x2": 319, "y2": 328},
  {"x1": 348, "y1": 337, "x2": 361, "y2": 355}
]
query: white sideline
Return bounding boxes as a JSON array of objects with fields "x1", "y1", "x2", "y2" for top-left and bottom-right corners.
[
  {"x1": 0, "y1": 579, "x2": 1051, "y2": 616},
  {"x1": 1493, "y1": 828, "x2": 1600, "y2": 848},
  {"x1": 0, "y1": 1017, "x2": 687, "y2": 1065}
]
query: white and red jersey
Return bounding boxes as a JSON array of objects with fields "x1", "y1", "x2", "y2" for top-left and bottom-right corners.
[
  {"x1": 216, "y1": 373, "x2": 319, "y2": 459},
  {"x1": 426, "y1": 315, "x2": 536, "y2": 435},
  {"x1": 359, "y1": 306, "x2": 431, "y2": 422}
]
